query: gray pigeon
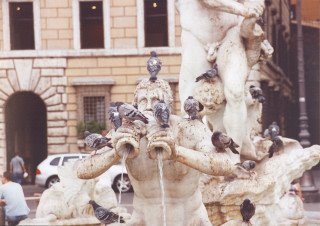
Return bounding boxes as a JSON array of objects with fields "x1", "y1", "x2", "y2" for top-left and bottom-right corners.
[
  {"x1": 153, "y1": 100, "x2": 170, "y2": 128},
  {"x1": 84, "y1": 131, "x2": 113, "y2": 153},
  {"x1": 268, "y1": 136, "x2": 283, "y2": 158},
  {"x1": 147, "y1": 51, "x2": 162, "y2": 82},
  {"x1": 183, "y1": 96, "x2": 204, "y2": 120},
  {"x1": 240, "y1": 199, "x2": 255, "y2": 223},
  {"x1": 115, "y1": 102, "x2": 148, "y2": 124},
  {"x1": 89, "y1": 200, "x2": 125, "y2": 224},
  {"x1": 264, "y1": 121, "x2": 280, "y2": 140},
  {"x1": 211, "y1": 131, "x2": 240, "y2": 154},
  {"x1": 195, "y1": 63, "x2": 218, "y2": 82},
  {"x1": 108, "y1": 105, "x2": 122, "y2": 131},
  {"x1": 236, "y1": 160, "x2": 256, "y2": 171},
  {"x1": 249, "y1": 85, "x2": 265, "y2": 103}
]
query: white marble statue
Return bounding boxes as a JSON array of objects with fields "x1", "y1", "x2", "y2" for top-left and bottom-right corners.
[
  {"x1": 21, "y1": 159, "x2": 129, "y2": 225},
  {"x1": 77, "y1": 78, "x2": 252, "y2": 226},
  {"x1": 176, "y1": 0, "x2": 273, "y2": 161}
]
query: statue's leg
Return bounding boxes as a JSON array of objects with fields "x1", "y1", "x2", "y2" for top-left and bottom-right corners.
[
  {"x1": 217, "y1": 27, "x2": 248, "y2": 161},
  {"x1": 179, "y1": 29, "x2": 212, "y2": 111}
]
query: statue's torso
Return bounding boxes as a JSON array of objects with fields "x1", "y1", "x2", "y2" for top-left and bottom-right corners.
[{"x1": 176, "y1": 0, "x2": 240, "y2": 43}]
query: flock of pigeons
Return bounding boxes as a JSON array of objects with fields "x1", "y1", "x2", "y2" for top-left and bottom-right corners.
[{"x1": 83, "y1": 51, "x2": 283, "y2": 225}]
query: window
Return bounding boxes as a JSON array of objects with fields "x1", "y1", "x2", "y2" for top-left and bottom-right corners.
[
  {"x1": 144, "y1": 0, "x2": 168, "y2": 47},
  {"x1": 62, "y1": 156, "x2": 80, "y2": 166},
  {"x1": 84, "y1": 96, "x2": 105, "y2": 123},
  {"x1": 80, "y1": 1, "x2": 104, "y2": 49},
  {"x1": 9, "y1": 2, "x2": 35, "y2": 50},
  {"x1": 50, "y1": 157, "x2": 60, "y2": 166}
]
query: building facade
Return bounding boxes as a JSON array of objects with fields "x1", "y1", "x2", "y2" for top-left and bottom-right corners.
[{"x1": 0, "y1": 0, "x2": 294, "y2": 182}]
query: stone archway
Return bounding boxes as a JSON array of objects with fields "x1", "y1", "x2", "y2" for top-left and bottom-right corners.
[{"x1": 5, "y1": 91, "x2": 47, "y2": 184}]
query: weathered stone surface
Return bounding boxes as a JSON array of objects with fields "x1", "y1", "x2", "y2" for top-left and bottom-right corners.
[
  {"x1": 48, "y1": 127, "x2": 68, "y2": 136},
  {"x1": 0, "y1": 60, "x2": 14, "y2": 69},
  {"x1": 0, "y1": 91, "x2": 8, "y2": 100},
  {"x1": 47, "y1": 144, "x2": 69, "y2": 153},
  {"x1": 41, "y1": 87, "x2": 57, "y2": 100},
  {"x1": 0, "y1": 70, "x2": 6, "y2": 77},
  {"x1": 34, "y1": 77, "x2": 51, "y2": 95},
  {"x1": 57, "y1": 86, "x2": 65, "y2": 93},
  {"x1": 7, "y1": 70, "x2": 19, "y2": 91},
  {"x1": 44, "y1": 94, "x2": 62, "y2": 106},
  {"x1": 0, "y1": 78, "x2": 14, "y2": 95},
  {"x1": 52, "y1": 77, "x2": 67, "y2": 86},
  {"x1": 47, "y1": 120, "x2": 66, "y2": 127},
  {"x1": 48, "y1": 136, "x2": 66, "y2": 144},
  {"x1": 29, "y1": 69, "x2": 41, "y2": 91},
  {"x1": 34, "y1": 58, "x2": 67, "y2": 68},
  {"x1": 41, "y1": 68, "x2": 64, "y2": 76},
  {"x1": 47, "y1": 104, "x2": 65, "y2": 112},
  {"x1": 14, "y1": 59, "x2": 33, "y2": 90},
  {"x1": 47, "y1": 111, "x2": 68, "y2": 120}
]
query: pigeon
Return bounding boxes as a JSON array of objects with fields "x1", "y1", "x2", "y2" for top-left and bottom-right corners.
[
  {"x1": 108, "y1": 106, "x2": 122, "y2": 131},
  {"x1": 183, "y1": 96, "x2": 204, "y2": 120},
  {"x1": 268, "y1": 136, "x2": 283, "y2": 158},
  {"x1": 264, "y1": 121, "x2": 280, "y2": 140},
  {"x1": 84, "y1": 131, "x2": 113, "y2": 153},
  {"x1": 147, "y1": 51, "x2": 162, "y2": 82},
  {"x1": 89, "y1": 200, "x2": 125, "y2": 224},
  {"x1": 249, "y1": 85, "x2": 265, "y2": 103},
  {"x1": 240, "y1": 199, "x2": 255, "y2": 223},
  {"x1": 195, "y1": 63, "x2": 218, "y2": 82},
  {"x1": 236, "y1": 160, "x2": 256, "y2": 171},
  {"x1": 211, "y1": 131, "x2": 240, "y2": 154},
  {"x1": 153, "y1": 100, "x2": 170, "y2": 128},
  {"x1": 114, "y1": 102, "x2": 149, "y2": 124}
]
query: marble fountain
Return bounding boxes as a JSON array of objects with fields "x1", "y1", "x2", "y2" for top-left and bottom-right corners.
[{"x1": 22, "y1": 0, "x2": 320, "y2": 225}]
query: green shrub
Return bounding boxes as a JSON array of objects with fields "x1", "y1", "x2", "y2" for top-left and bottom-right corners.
[{"x1": 77, "y1": 121, "x2": 107, "y2": 139}]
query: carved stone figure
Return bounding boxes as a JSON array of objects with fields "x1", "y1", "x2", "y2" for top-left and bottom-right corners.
[
  {"x1": 175, "y1": 0, "x2": 273, "y2": 161},
  {"x1": 77, "y1": 78, "x2": 252, "y2": 226},
  {"x1": 21, "y1": 160, "x2": 129, "y2": 225}
]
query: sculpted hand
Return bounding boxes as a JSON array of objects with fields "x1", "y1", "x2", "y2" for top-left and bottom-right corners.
[
  {"x1": 243, "y1": 1, "x2": 265, "y2": 18},
  {"x1": 113, "y1": 121, "x2": 144, "y2": 158},
  {"x1": 147, "y1": 129, "x2": 176, "y2": 160}
]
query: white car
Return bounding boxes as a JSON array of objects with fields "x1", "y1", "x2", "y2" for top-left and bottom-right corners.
[{"x1": 35, "y1": 153, "x2": 132, "y2": 193}]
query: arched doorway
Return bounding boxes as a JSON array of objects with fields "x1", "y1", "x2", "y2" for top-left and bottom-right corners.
[{"x1": 5, "y1": 92, "x2": 47, "y2": 183}]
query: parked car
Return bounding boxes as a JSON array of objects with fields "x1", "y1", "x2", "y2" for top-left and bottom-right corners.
[{"x1": 35, "y1": 153, "x2": 132, "y2": 193}]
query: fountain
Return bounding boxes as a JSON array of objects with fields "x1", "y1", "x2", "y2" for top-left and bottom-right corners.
[{"x1": 24, "y1": 0, "x2": 320, "y2": 225}]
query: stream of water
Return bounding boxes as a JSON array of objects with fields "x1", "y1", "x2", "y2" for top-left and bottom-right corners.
[
  {"x1": 118, "y1": 147, "x2": 129, "y2": 222},
  {"x1": 157, "y1": 150, "x2": 167, "y2": 226}
]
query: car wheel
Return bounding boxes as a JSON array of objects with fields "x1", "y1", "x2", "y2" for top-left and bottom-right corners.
[
  {"x1": 46, "y1": 176, "x2": 60, "y2": 188},
  {"x1": 112, "y1": 174, "x2": 132, "y2": 193}
]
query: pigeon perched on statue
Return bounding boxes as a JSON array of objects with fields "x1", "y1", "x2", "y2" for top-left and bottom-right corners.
[
  {"x1": 249, "y1": 85, "x2": 265, "y2": 103},
  {"x1": 84, "y1": 131, "x2": 113, "y2": 154},
  {"x1": 114, "y1": 102, "x2": 148, "y2": 124},
  {"x1": 195, "y1": 63, "x2": 218, "y2": 82},
  {"x1": 147, "y1": 51, "x2": 162, "y2": 82},
  {"x1": 108, "y1": 105, "x2": 122, "y2": 131},
  {"x1": 89, "y1": 200, "x2": 125, "y2": 224},
  {"x1": 240, "y1": 199, "x2": 255, "y2": 224},
  {"x1": 153, "y1": 100, "x2": 170, "y2": 128},
  {"x1": 183, "y1": 96, "x2": 204, "y2": 120},
  {"x1": 268, "y1": 136, "x2": 284, "y2": 158},
  {"x1": 264, "y1": 121, "x2": 280, "y2": 140},
  {"x1": 211, "y1": 131, "x2": 240, "y2": 154},
  {"x1": 236, "y1": 160, "x2": 256, "y2": 171}
]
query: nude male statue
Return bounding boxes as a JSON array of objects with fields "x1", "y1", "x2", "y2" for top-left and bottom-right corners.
[
  {"x1": 176, "y1": 0, "x2": 265, "y2": 158},
  {"x1": 77, "y1": 78, "x2": 251, "y2": 226}
]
